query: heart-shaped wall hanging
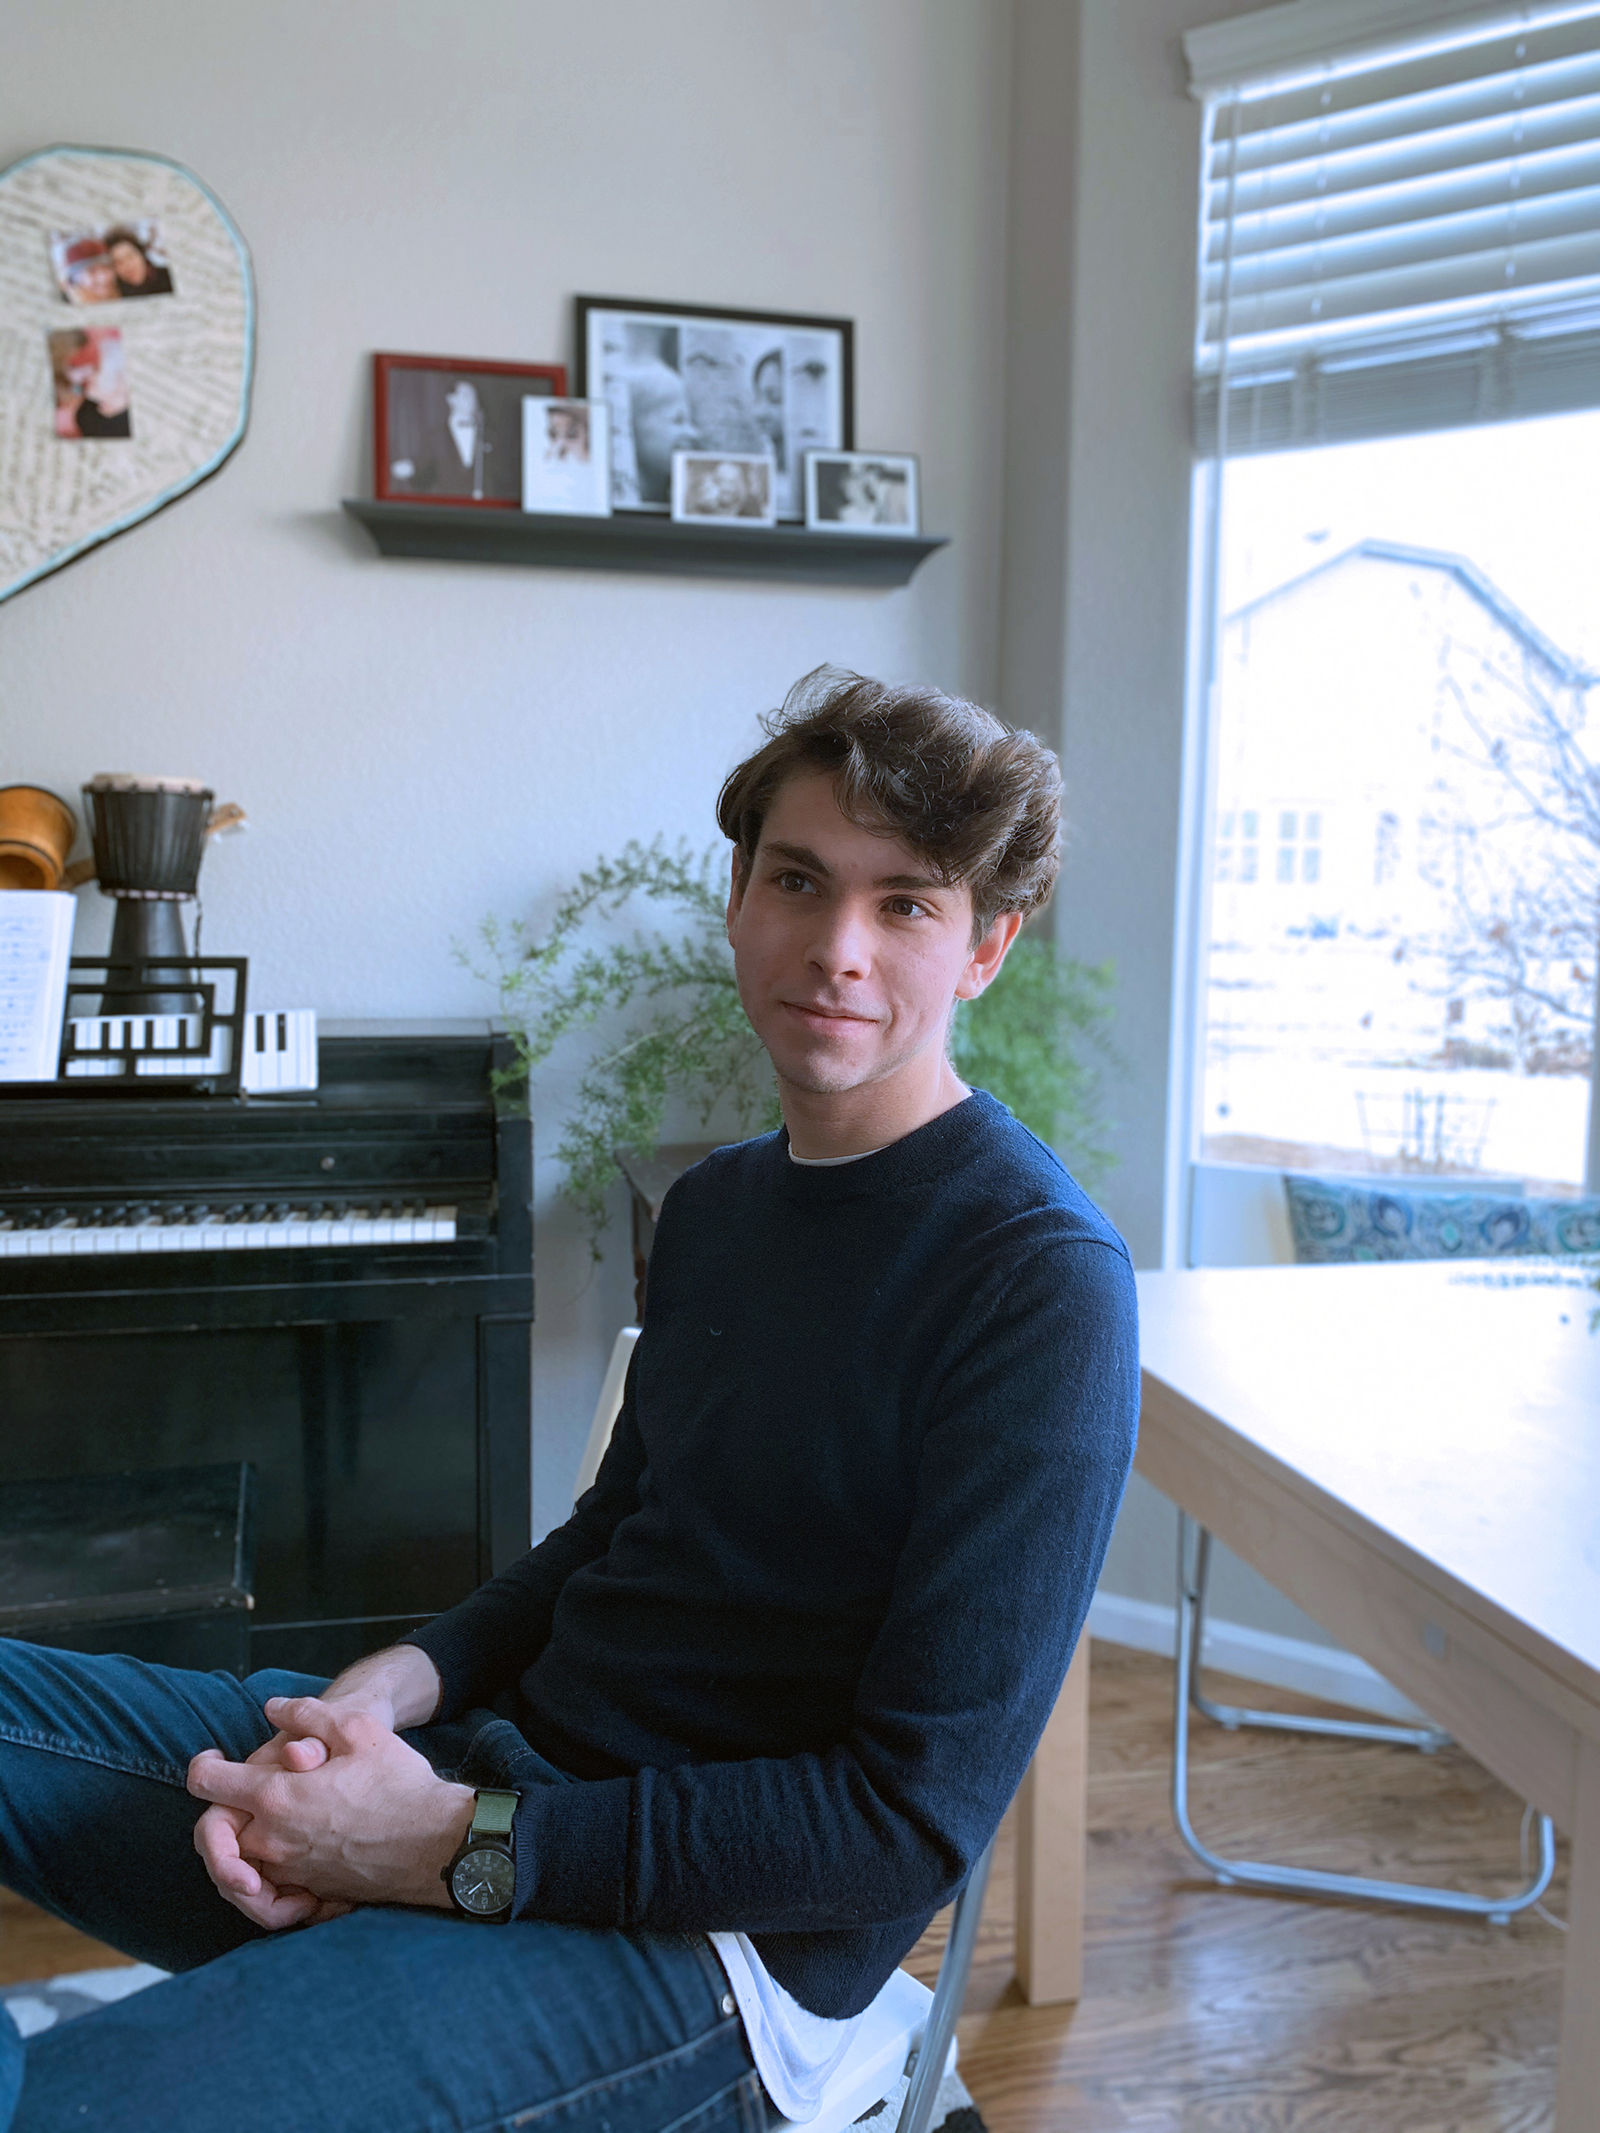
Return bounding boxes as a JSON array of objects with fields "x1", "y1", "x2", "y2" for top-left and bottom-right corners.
[{"x1": 0, "y1": 145, "x2": 254, "y2": 603}]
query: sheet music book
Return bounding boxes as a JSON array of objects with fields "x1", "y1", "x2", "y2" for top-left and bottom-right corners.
[{"x1": 0, "y1": 891, "x2": 75, "y2": 1082}]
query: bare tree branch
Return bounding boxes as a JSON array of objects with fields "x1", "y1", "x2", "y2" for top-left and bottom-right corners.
[{"x1": 1416, "y1": 647, "x2": 1599, "y2": 1072}]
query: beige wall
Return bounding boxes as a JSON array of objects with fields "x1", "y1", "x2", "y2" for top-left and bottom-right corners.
[{"x1": 0, "y1": 0, "x2": 1013, "y2": 1533}]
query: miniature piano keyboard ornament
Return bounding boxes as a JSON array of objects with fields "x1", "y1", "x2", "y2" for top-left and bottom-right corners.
[{"x1": 65, "y1": 1005, "x2": 318, "y2": 1091}]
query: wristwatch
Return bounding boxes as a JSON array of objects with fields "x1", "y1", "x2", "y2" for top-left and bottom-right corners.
[{"x1": 441, "y1": 1788, "x2": 520, "y2": 1922}]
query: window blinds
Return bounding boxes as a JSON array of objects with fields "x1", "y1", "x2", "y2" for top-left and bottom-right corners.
[{"x1": 1189, "y1": 0, "x2": 1600, "y2": 452}]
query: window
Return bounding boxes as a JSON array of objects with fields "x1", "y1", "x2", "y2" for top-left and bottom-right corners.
[
  {"x1": 1204, "y1": 413, "x2": 1600, "y2": 1187},
  {"x1": 1184, "y1": 1, "x2": 1600, "y2": 1201}
]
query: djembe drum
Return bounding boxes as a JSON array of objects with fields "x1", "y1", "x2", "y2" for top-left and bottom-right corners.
[{"x1": 82, "y1": 774, "x2": 216, "y2": 1012}]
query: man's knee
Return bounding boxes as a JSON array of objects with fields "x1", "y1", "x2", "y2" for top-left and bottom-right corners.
[{"x1": 0, "y1": 1640, "x2": 285, "y2": 1775}]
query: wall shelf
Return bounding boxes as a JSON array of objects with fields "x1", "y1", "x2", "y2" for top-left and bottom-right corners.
[{"x1": 341, "y1": 499, "x2": 947, "y2": 588}]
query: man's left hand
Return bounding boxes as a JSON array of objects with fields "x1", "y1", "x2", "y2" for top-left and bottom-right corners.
[{"x1": 188, "y1": 1696, "x2": 476, "y2": 1920}]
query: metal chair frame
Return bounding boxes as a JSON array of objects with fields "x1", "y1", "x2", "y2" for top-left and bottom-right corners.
[
  {"x1": 893, "y1": 1836, "x2": 994, "y2": 2133},
  {"x1": 1172, "y1": 1511, "x2": 1556, "y2": 1923}
]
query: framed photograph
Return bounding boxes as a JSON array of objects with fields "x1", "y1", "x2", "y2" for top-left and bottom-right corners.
[
  {"x1": 576, "y1": 295, "x2": 851, "y2": 519},
  {"x1": 670, "y1": 451, "x2": 776, "y2": 526},
  {"x1": 804, "y1": 451, "x2": 919, "y2": 535},
  {"x1": 373, "y1": 353, "x2": 566, "y2": 506},
  {"x1": 48, "y1": 219, "x2": 175, "y2": 305},
  {"x1": 521, "y1": 397, "x2": 611, "y2": 517}
]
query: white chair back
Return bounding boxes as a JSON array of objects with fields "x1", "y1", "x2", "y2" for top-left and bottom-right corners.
[{"x1": 574, "y1": 1325, "x2": 640, "y2": 1500}]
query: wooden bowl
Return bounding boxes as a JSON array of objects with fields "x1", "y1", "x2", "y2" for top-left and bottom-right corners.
[{"x1": 0, "y1": 785, "x2": 78, "y2": 890}]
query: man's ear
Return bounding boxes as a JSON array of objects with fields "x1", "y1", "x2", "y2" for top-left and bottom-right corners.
[{"x1": 954, "y1": 910, "x2": 1023, "y2": 1001}]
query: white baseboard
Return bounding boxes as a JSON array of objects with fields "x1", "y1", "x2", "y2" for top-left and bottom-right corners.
[{"x1": 1086, "y1": 1589, "x2": 1435, "y2": 1726}]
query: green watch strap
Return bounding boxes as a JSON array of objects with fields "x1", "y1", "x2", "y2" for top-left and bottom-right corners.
[{"x1": 470, "y1": 1789, "x2": 520, "y2": 1841}]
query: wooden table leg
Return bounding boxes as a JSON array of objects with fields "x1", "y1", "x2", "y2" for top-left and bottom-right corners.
[
  {"x1": 1556, "y1": 1732, "x2": 1600, "y2": 2132},
  {"x1": 1014, "y1": 1634, "x2": 1090, "y2": 2005}
]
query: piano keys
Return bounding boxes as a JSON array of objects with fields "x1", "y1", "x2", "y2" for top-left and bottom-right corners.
[{"x1": 0, "y1": 1197, "x2": 460, "y2": 1258}]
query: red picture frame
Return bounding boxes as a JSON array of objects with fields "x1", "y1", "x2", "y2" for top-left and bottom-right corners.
[{"x1": 372, "y1": 353, "x2": 567, "y2": 508}]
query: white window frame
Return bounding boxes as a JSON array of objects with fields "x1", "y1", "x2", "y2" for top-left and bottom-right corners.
[{"x1": 1169, "y1": 0, "x2": 1600, "y2": 1269}]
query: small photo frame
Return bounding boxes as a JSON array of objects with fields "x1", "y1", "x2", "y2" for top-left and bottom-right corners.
[
  {"x1": 521, "y1": 397, "x2": 611, "y2": 517},
  {"x1": 670, "y1": 451, "x2": 777, "y2": 525},
  {"x1": 804, "y1": 451, "x2": 919, "y2": 535},
  {"x1": 373, "y1": 353, "x2": 566, "y2": 506}
]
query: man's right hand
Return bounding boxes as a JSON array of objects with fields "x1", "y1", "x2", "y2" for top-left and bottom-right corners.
[
  {"x1": 192, "y1": 1644, "x2": 443, "y2": 1931},
  {"x1": 193, "y1": 1725, "x2": 350, "y2": 1930}
]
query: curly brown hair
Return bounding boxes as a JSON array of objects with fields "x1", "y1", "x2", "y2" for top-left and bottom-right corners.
[{"x1": 717, "y1": 667, "x2": 1062, "y2": 937}]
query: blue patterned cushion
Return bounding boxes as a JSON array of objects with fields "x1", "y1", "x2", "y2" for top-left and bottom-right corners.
[{"x1": 1283, "y1": 1175, "x2": 1600, "y2": 1264}]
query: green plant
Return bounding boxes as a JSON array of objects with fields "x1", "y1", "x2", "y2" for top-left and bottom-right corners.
[
  {"x1": 951, "y1": 938, "x2": 1119, "y2": 1184},
  {"x1": 475, "y1": 840, "x2": 1118, "y2": 1253},
  {"x1": 474, "y1": 841, "x2": 777, "y2": 1252}
]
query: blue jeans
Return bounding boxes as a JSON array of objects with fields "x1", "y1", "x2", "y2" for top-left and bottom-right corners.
[{"x1": 0, "y1": 1641, "x2": 762, "y2": 2133}]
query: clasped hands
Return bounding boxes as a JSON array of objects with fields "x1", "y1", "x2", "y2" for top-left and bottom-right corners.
[{"x1": 188, "y1": 1663, "x2": 475, "y2": 1932}]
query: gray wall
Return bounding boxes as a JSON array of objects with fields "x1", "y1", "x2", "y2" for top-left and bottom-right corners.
[
  {"x1": 0, "y1": 0, "x2": 1013, "y2": 1541},
  {"x1": 2, "y1": 0, "x2": 1336, "y2": 1652}
]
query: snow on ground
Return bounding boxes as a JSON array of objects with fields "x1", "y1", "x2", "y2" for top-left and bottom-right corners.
[{"x1": 1201, "y1": 929, "x2": 1592, "y2": 1187}]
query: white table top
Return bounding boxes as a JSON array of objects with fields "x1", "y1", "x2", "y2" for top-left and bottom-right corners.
[{"x1": 1135, "y1": 1261, "x2": 1600, "y2": 1713}]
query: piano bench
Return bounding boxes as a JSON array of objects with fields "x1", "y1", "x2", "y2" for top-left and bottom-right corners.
[{"x1": 0, "y1": 1463, "x2": 257, "y2": 1677}]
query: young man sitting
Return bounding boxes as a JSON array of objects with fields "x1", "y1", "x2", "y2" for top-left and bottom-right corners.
[{"x1": 0, "y1": 670, "x2": 1138, "y2": 2133}]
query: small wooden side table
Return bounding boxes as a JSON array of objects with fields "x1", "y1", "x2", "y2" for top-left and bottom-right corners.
[{"x1": 616, "y1": 1143, "x2": 718, "y2": 1321}]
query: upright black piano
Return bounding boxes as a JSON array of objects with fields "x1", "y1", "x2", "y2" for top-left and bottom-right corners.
[{"x1": 0, "y1": 1026, "x2": 533, "y2": 1676}]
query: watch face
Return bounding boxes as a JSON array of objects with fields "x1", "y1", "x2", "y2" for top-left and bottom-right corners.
[{"x1": 452, "y1": 1844, "x2": 515, "y2": 1916}]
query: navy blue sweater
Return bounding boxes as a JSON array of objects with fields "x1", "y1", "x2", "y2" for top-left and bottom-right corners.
[{"x1": 408, "y1": 1092, "x2": 1139, "y2": 2017}]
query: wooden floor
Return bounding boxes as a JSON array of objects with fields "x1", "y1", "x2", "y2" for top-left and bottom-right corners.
[
  {"x1": 1, "y1": 1644, "x2": 1570, "y2": 2129},
  {"x1": 914, "y1": 1647, "x2": 1567, "y2": 2133}
]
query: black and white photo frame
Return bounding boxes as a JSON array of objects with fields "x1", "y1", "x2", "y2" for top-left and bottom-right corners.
[
  {"x1": 373, "y1": 353, "x2": 565, "y2": 507},
  {"x1": 576, "y1": 296, "x2": 851, "y2": 519},
  {"x1": 804, "y1": 450, "x2": 919, "y2": 536},
  {"x1": 670, "y1": 450, "x2": 776, "y2": 525}
]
